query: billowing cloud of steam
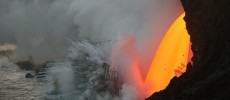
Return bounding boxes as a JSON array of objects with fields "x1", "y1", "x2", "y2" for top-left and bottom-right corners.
[
  {"x1": 0, "y1": 0, "x2": 77, "y2": 62},
  {"x1": 68, "y1": 0, "x2": 184, "y2": 89},
  {"x1": 0, "y1": 0, "x2": 184, "y2": 99},
  {"x1": 0, "y1": 0, "x2": 183, "y2": 63}
]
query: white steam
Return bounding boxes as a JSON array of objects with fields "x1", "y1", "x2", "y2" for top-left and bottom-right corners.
[
  {"x1": 44, "y1": 41, "x2": 113, "y2": 99},
  {"x1": 0, "y1": 0, "x2": 183, "y2": 63},
  {"x1": 0, "y1": 0, "x2": 77, "y2": 62},
  {"x1": 0, "y1": 0, "x2": 184, "y2": 99}
]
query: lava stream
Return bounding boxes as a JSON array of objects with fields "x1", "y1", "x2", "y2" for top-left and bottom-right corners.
[{"x1": 145, "y1": 13, "x2": 190, "y2": 96}]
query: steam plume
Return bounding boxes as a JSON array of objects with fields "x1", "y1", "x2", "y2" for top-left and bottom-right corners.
[
  {"x1": 0, "y1": 0, "x2": 184, "y2": 99},
  {"x1": 0, "y1": 0, "x2": 183, "y2": 63}
]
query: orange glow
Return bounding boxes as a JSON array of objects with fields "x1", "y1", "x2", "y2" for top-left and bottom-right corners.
[{"x1": 145, "y1": 13, "x2": 190, "y2": 96}]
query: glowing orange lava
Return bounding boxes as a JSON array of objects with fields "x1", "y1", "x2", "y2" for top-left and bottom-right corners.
[{"x1": 145, "y1": 13, "x2": 190, "y2": 96}]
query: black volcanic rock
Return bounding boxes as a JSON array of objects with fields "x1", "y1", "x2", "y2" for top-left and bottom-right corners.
[
  {"x1": 147, "y1": 0, "x2": 230, "y2": 100},
  {"x1": 25, "y1": 73, "x2": 34, "y2": 78},
  {"x1": 16, "y1": 60, "x2": 35, "y2": 70}
]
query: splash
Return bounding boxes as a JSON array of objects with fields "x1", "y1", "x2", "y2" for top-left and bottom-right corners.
[{"x1": 145, "y1": 13, "x2": 190, "y2": 96}]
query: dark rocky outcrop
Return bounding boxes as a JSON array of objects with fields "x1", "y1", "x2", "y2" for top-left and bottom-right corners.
[
  {"x1": 16, "y1": 58, "x2": 53, "y2": 79},
  {"x1": 25, "y1": 73, "x2": 34, "y2": 78},
  {"x1": 147, "y1": 0, "x2": 230, "y2": 100},
  {"x1": 16, "y1": 60, "x2": 35, "y2": 71},
  {"x1": 16, "y1": 55, "x2": 36, "y2": 70}
]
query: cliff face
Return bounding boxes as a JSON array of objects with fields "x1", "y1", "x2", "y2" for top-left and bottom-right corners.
[{"x1": 147, "y1": 0, "x2": 230, "y2": 100}]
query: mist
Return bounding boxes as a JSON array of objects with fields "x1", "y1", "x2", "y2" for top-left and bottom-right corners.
[
  {"x1": 0, "y1": 0, "x2": 77, "y2": 62},
  {"x1": 0, "y1": 0, "x2": 184, "y2": 99},
  {"x1": 0, "y1": 0, "x2": 183, "y2": 63}
]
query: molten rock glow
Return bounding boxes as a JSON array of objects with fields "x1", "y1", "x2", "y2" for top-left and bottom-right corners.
[{"x1": 145, "y1": 13, "x2": 190, "y2": 96}]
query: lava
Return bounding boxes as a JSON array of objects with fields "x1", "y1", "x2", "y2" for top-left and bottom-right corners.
[{"x1": 145, "y1": 13, "x2": 190, "y2": 96}]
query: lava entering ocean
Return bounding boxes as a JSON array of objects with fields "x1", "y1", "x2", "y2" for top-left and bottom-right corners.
[{"x1": 145, "y1": 13, "x2": 190, "y2": 97}]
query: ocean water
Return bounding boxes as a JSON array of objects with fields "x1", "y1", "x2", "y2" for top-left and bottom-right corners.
[{"x1": 0, "y1": 57, "x2": 44, "y2": 100}]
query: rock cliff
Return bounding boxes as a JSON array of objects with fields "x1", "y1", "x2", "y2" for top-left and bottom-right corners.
[{"x1": 147, "y1": 0, "x2": 230, "y2": 100}]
